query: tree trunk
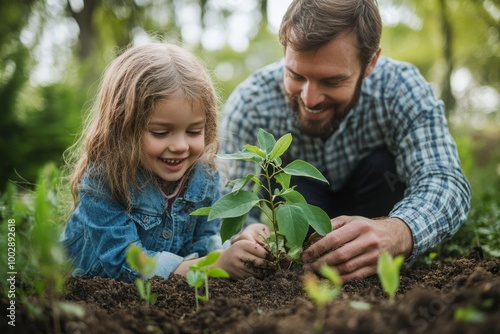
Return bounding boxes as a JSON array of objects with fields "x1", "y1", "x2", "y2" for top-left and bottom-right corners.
[{"x1": 438, "y1": 0, "x2": 456, "y2": 116}]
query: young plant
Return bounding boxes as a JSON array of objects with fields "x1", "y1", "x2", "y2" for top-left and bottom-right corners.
[
  {"x1": 186, "y1": 251, "x2": 229, "y2": 311},
  {"x1": 126, "y1": 244, "x2": 158, "y2": 305},
  {"x1": 376, "y1": 250, "x2": 405, "y2": 303},
  {"x1": 192, "y1": 128, "x2": 332, "y2": 266},
  {"x1": 303, "y1": 264, "x2": 342, "y2": 333}
]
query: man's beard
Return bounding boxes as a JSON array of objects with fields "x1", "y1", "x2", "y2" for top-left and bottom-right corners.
[{"x1": 287, "y1": 75, "x2": 363, "y2": 139}]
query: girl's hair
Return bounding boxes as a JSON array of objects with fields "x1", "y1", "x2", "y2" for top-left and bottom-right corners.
[
  {"x1": 279, "y1": 0, "x2": 382, "y2": 68},
  {"x1": 65, "y1": 41, "x2": 219, "y2": 207}
]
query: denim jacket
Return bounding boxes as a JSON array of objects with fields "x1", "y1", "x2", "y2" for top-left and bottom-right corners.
[{"x1": 60, "y1": 163, "x2": 222, "y2": 283}]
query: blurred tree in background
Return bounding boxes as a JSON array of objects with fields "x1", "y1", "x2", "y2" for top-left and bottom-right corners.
[{"x1": 0, "y1": 0, "x2": 499, "y2": 192}]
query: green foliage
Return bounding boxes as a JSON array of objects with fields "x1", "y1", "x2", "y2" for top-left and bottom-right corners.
[
  {"x1": 186, "y1": 251, "x2": 229, "y2": 311},
  {"x1": 433, "y1": 127, "x2": 500, "y2": 260},
  {"x1": 0, "y1": 162, "x2": 84, "y2": 327},
  {"x1": 126, "y1": 244, "x2": 158, "y2": 305},
  {"x1": 454, "y1": 299, "x2": 493, "y2": 323},
  {"x1": 0, "y1": 163, "x2": 70, "y2": 298},
  {"x1": 377, "y1": 251, "x2": 405, "y2": 303},
  {"x1": 192, "y1": 129, "x2": 332, "y2": 266}
]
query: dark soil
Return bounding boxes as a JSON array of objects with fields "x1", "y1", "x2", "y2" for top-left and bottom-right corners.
[{"x1": 3, "y1": 253, "x2": 500, "y2": 334}]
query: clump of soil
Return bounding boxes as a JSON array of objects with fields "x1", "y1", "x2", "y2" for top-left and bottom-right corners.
[{"x1": 3, "y1": 255, "x2": 500, "y2": 334}]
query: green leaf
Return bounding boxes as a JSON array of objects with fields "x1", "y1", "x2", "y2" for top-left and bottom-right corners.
[
  {"x1": 208, "y1": 190, "x2": 260, "y2": 220},
  {"x1": 283, "y1": 160, "x2": 329, "y2": 184},
  {"x1": 280, "y1": 189, "x2": 306, "y2": 204},
  {"x1": 270, "y1": 133, "x2": 292, "y2": 160},
  {"x1": 206, "y1": 267, "x2": 230, "y2": 278},
  {"x1": 196, "y1": 295, "x2": 208, "y2": 302},
  {"x1": 377, "y1": 251, "x2": 404, "y2": 301},
  {"x1": 220, "y1": 214, "x2": 247, "y2": 243},
  {"x1": 197, "y1": 251, "x2": 221, "y2": 267},
  {"x1": 257, "y1": 128, "x2": 276, "y2": 153},
  {"x1": 186, "y1": 271, "x2": 204, "y2": 288},
  {"x1": 228, "y1": 174, "x2": 255, "y2": 193},
  {"x1": 136, "y1": 279, "x2": 146, "y2": 298},
  {"x1": 190, "y1": 207, "x2": 211, "y2": 216},
  {"x1": 295, "y1": 203, "x2": 331, "y2": 236},
  {"x1": 217, "y1": 151, "x2": 256, "y2": 160},
  {"x1": 276, "y1": 204, "x2": 309, "y2": 246},
  {"x1": 320, "y1": 264, "x2": 342, "y2": 286},
  {"x1": 274, "y1": 172, "x2": 291, "y2": 189}
]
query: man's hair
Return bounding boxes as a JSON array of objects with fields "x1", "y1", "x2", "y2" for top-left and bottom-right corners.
[
  {"x1": 279, "y1": 0, "x2": 382, "y2": 68},
  {"x1": 65, "y1": 41, "x2": 219, "y2": 207}
]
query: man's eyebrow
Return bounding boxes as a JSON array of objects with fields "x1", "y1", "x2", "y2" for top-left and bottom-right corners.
[{"x1": 285, "y1": 66, "x2": 350, "y2": 81}]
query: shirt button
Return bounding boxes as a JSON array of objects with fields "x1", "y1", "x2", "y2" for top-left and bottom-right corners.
[
  {"x1": 162, "y1": 229, "x2": 172, "y2": 239},
  {"x1": 142, "y1": 216, "x2": 149, "y2": 223}
]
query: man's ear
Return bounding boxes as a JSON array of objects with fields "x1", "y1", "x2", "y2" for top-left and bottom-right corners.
[{"x1": 364, "y1": 47, "x2": 381, "y2": 77}]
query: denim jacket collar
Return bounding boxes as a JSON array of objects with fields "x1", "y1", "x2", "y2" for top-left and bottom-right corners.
[{"x1": 129, "y1": 162, "x2": 215, "y2": 214}]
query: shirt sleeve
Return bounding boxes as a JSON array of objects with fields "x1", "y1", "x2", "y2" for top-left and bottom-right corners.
[
  {"x1": 73, "y1": 183, "x2": 184, "y2": 282},
  {"x1": 385, "y1": 65, "x2": 472, "y2": 260}
]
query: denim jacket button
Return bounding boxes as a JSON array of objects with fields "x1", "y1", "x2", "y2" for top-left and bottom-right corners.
[
  {"x1": 161, "y1": 229, "x2": 171, "y2": 239},
  {"x1": 142, "y1": 216, "x2": 149, "y2": 224}
]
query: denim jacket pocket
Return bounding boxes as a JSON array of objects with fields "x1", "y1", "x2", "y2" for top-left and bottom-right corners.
[{"x1": 130, "y1": 211, "x2": 163, "y2": 230}]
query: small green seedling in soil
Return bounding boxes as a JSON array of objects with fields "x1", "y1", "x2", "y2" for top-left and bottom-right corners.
[
  {"x1": 126, "y1": 244, "x2": 158, "y2": 305},
  {"x1": 186, "y1": 251, "x2": 230, "y2": 311},
  {"x1": 303, "y1": 264, "x2": 342, "y2": 333},
  {"x1": 377, "y1": 250, "x2": 405, "y2": 303},
  {"x1": 191, "y1": 128, "x2": 332, "y2": 267}
]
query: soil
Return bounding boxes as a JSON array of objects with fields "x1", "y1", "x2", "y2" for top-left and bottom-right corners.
[{"x1": 3, "y1": 250, "x2": 500, "y2": 334}]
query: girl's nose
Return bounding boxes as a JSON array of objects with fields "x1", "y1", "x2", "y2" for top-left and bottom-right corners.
[{"x1": 168, "y1": 134, "x2": 189, "y2": 152}]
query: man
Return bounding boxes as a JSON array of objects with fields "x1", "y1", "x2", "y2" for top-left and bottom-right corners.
[{"x1": 219, "y1": 0, "x2": 471, "y2": 282}]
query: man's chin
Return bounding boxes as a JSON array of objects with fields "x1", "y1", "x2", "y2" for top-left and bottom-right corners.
[{"x1": 298, "y1": 118, "x2": 337, "y2": 138}]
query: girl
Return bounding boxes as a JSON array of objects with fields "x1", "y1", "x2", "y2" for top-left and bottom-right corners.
[{"x1": 61, "y1": 41, "x2": 270, "y2": 282}]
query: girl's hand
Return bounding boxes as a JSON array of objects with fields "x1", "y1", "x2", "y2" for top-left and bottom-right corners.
[
  {"x1": 232, "y1": 223, "x2": 270, "y2": 245},
  {"x1": 215, "y1": 239, "x2": 273, "y2": 280}
]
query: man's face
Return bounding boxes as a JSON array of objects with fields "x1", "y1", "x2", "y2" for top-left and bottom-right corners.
[{"x1": 284, "y1": 32, "x2": 377, "y2": 138}]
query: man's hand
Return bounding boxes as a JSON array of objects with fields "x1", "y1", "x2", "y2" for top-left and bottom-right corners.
[{"x1": 301, "y1": 215, "x2": 414, "y2": 282}]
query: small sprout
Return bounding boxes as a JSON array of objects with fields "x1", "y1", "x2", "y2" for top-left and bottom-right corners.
[
  {"x1": 377, "y1": 251, "x2": 405, "y2": 303},
  {"x1": 126, "y1": 244, "x2": 158, "y2": 305},
  {"x1": 303, "y1": 264, "x2": 342, "y2": 333},
  {"x1": 186, "y1": 251, "x2": 230, "y2": 311}
]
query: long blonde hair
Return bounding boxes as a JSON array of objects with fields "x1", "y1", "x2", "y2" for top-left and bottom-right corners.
[{"x1": 65, "y1": 42, "x2": 219, "y2": 208}]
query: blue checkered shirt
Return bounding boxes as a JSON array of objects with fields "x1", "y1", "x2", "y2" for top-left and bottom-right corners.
[{"x1": 219, "y1": 56, "x2": 472, "y2": 260}]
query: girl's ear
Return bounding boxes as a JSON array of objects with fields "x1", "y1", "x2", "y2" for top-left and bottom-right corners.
[{"x1": 364, "y1": 47, "x2": 381, "y2": 77}]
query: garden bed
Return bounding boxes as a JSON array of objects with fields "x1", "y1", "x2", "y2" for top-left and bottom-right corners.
[{"x1": 4, "y1": 253, "x2": 500, "y2": 334}]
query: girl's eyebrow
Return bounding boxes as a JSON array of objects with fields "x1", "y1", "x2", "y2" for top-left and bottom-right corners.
[{"x1": 148, "y1": 120, "x2": 206, "y2": 127}]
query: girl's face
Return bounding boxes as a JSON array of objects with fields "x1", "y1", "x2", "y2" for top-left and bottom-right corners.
[{"x1": 142, "y1": 95, "x2": 206, "y2": 183}]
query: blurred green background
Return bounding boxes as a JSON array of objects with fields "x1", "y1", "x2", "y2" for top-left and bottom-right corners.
[{"x1": 0, "y1": 0, "x2": 499, "y2": 259}]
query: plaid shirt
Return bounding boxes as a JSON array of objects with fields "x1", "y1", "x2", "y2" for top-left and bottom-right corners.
[{"x1": 219, "y1": 56, "x2": 471, "y2": 260}]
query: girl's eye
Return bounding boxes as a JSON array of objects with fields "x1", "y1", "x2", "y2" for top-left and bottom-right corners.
[
  {"x1": 187, "y1": 129, "x2": 203, "y2": 135},
  {"x1": 150, "y1": 131, "x2": 168, "y2": 137}
]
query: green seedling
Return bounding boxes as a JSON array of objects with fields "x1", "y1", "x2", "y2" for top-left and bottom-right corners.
[
  {"x1": 377, "y1": 250, "x2": 405, "y2": 303},
  {"x1": 186, "y1": 251, "x2": 229, "y2": 311},
  {"x1": 303, "y1": 264, "x2": 342, "y2": 333},
  {"x1": 126, "y1": 244, "x2": 158, "y2": 305},
  {"x1": 192, "y1": 128, "x2": 332, "y2": 266}
]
